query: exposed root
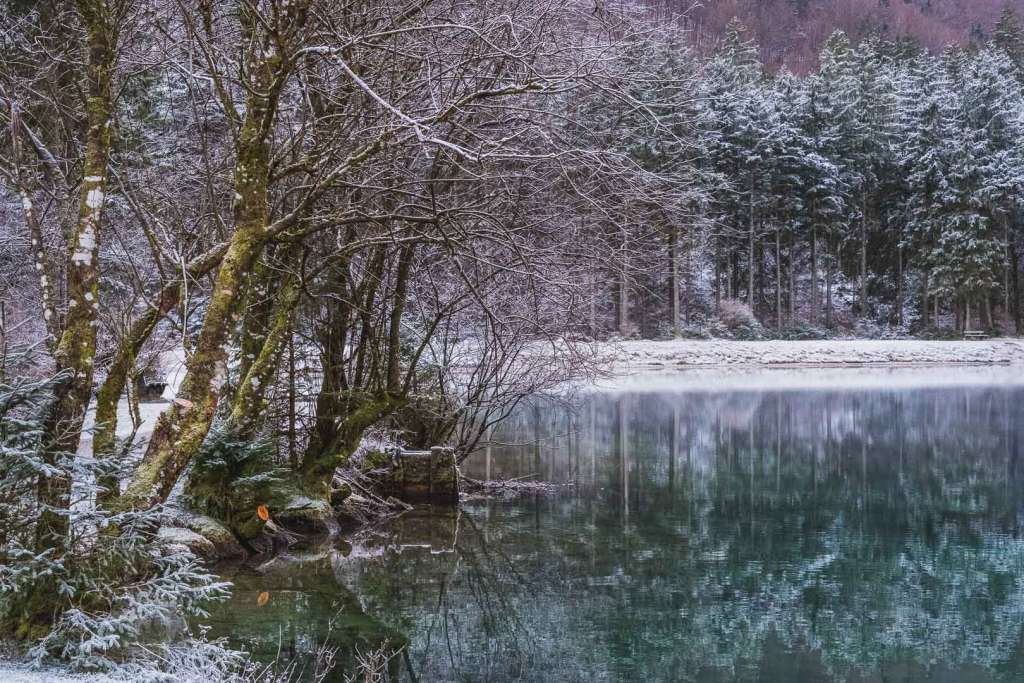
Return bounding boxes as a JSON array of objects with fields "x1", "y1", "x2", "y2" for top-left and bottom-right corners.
[{"x1": 332, "y1": 468, "x2": 411, "y2": 528}]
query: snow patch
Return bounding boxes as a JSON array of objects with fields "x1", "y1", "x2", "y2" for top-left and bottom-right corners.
[
  {"x1": 85, "y1": 188, "x2": 104, "y2": 210},
  {"x1": 70, "y1": 226, "x2": 97, "y2": 266},
  {"x1": 587, "y1": 364, "x2": 1024, "y2": 394}
]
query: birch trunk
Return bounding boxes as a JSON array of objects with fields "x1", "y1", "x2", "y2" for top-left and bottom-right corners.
[{"x1": 36, "y1": 0, "x2": 117, "y2": 548}]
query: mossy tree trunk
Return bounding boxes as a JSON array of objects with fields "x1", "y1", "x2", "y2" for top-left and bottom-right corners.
[
  {"x1": 35, "y1": 0, "x2": 117, "y2": 551},
  {"x1": 122, "y1": 2, "x2": 308, "y2": 511},
  {"x1": 298, "y1": 238, "x2": 418, "y2": 501},
  {"x1": 229, "y1": 253, "x2": 302, "y2": 437},
  {"x1": 93, "y1": 244, "x2": 228, "y2": 506},
  {"x1": 299, "y1": 393, "x2": 400, "y2": 499}
]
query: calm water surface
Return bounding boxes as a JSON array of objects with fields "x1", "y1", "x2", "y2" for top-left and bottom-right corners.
[{"x1": 205, "y1": 369, "x2": 1024, "y2": 682}]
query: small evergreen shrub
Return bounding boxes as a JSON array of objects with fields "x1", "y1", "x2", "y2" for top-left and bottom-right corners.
[
  {"x1": 774, "y1": 322, "x2": 830, "y2": 340},
  {"x1": 184, "y1": 427, "x2": 287, "y2": 540},
  {"x1": 0, "y1": 371, "x2": 232, "y2": 672}
]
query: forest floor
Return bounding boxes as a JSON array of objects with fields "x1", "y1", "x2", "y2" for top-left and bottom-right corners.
[{"x1": 611, "y1": 338, "x2": 1024, "y2": 369}]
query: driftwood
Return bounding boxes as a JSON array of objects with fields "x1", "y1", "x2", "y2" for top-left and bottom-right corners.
[{"x1": 460, "y1": 474, "x2": 566, "y2": 499}]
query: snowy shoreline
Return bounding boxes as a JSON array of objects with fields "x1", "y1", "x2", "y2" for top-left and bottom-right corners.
[{"x1": 609, "y1": 338, "x2": 1024, "y2": 369}]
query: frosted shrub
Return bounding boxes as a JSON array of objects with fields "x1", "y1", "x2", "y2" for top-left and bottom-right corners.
[
  {"x1": 775, "y1": 322, "x2": 829, "y2": 340},
  {"x1": 0, "y1": 370, "x2": 231, "y2": 672},
  {"x1": 710, "y1": 300, "x2": 765, "y2": 340},
  {"x1": 21, "y1": 525, "x2": 231, "y2": 670}
]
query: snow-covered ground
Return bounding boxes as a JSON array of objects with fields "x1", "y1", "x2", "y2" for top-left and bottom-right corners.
[
  {"x1": 0, "y1": 661, "x2": 113, "y2": 683},
  {"x1": 587, "y1": 364, "x2": 1024, "y2": 394},
  {"x1": 611, "y1": 338, "x2": 1024, "y2": 369},
  {"x1": 75, "y1": 348, "x2": 187, "y2": 461}
]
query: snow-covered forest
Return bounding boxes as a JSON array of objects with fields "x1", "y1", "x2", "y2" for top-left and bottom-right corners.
[{"x1": 2, "y1": 0, "x2": 1024, "y2": 678}]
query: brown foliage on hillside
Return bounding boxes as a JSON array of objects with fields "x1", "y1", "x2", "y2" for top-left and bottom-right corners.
[{"x1": 641, "y1": 0, "x2": 1023, "y2": 71}]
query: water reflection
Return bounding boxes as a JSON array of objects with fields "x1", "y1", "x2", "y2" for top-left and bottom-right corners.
[{"x1": 208, "y1": 377, "x2": 1024, "y2": 682}]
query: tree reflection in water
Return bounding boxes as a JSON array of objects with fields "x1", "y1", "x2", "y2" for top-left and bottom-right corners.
[{"x1": 208, "y1": 382, "x2": 1024, "y2": 682}]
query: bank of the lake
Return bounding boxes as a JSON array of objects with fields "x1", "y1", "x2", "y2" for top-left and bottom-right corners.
[{"x1": 611, "y1": 337, "x2": 1024, "y2": 369}]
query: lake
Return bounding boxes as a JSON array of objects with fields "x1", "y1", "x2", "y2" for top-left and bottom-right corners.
[{"x1": 204, "y1": 368, "x2": 1024, "y2": 682}]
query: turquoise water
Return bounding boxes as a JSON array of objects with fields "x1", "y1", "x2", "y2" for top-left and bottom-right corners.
[{"x1": 205, "y1": 374, "x2": 1024, "y2": 681}]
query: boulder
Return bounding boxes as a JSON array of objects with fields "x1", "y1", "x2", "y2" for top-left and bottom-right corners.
[
  {"x1": 157, "y1": 526, "x2": 217, "y2": 558},
  {"x1": 176, "y1": 512, "x2": 247, "y2": 560}
]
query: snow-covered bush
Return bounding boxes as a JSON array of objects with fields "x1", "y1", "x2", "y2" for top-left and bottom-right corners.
[
  {"x1": 709, "y1": 300, "x2": 765, "y2": 340},
  {"x1": 774, "y1": 322, "x2": 830, "y2": 341},
  {"x1": 0, "y1": 369, "x2": 231, "y2": 672}
]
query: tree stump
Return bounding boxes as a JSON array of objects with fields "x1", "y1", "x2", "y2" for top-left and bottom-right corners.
[{"x1": 389, "y1": 446, "x2": 458, "y2": 504}]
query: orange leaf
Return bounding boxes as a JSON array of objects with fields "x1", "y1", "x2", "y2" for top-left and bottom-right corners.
[
  {"x1": 256, "y1": 591, "x2": 270, "y2": 607},
  {"x1": 257, "y1": 504, "x2": 270, "y2": 522}
]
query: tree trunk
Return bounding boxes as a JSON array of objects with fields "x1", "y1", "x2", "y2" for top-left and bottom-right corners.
[
  {"x1": 93, "y1": 245, "x2": 227, "y2": 505},
  {"x1": 299, "y1": 395, "x2": 399, "y2": 498},
  {"x1": 1012, "y1": 242, "x2": 1021, "y2": 334},
  {"x1": 731, "y1": 250, "x2": 740, "y2": 301},
  {"x1": 235, "y1": 253, "x2": 278, "y2": 395},
  {"x1": 896, "y1": 245, "x2": 904, "y2": 327},
  {"x1": 36, "y1": 0, "x2": 117, "y2": 549},
  {"x1": 714, "y1": 238, "x2": 721, "y2": 313},
  {"x1": 386, "y1": 243, "x2": 415, "y2": 392},
  {"x1": 1005, "y1": 217, "x2": 1012, "y2": 325},
  {"x1": 860, "y1": 191, "x2": 868, "y2": 317},
  {"x1": 288, "y1": 325, "x2": 297, "y2": 470},
  {"x1": 618, "y1": 231, "x2": 631, "y2": 336},
  {"x1": 122, "y1": 10, "x2": 293, "y2": 510},
  {"x1": 825, "y1": 236, "x2": 834, "y2": 329},
  {"x1": 684, "y1": 234, "x2": 693, "y2": 325},
  {"x1": 787, "y1": 233, "x2": 795, "y2": 322},
  {"x1": 775, "y1": 227, "x2": 782, "y2": 327},
  {"x1": 668, "y1": 226, "x2": 680, "y2": 335},
  {"x1": 748, "y1": 178, "x2": 755, "y2": 307},
  {"x1": 8, "y1": 139, "x2": 60, "y2": 347},
  {"x1": 921, "y1": 270, "x2": 930, "y2": 328},
  {"x1": 810, "y1": 222, "x2": 818, "y2": 324},
  {"x1": 229, "y1": 262, "x2": 302, "y2": 436},
  {"x1": 589, "y1": 266, "x2": 598, "y2": 338}
]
